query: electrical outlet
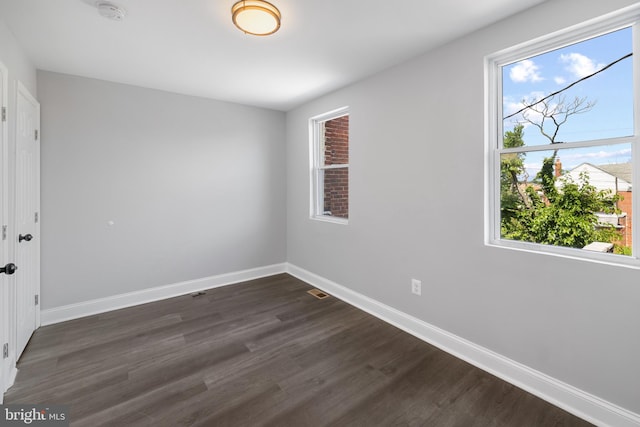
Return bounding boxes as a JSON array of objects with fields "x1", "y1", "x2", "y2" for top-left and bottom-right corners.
[{"x1": 411, "y1": 279, "x2": 421, "y2": 296}]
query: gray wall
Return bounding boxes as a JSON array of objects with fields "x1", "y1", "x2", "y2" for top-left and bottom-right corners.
[
  {"x1": 38, "y1": 71, "x2": 286, "y2": 309},
  {"x1": 286, "y1": 0, "x2": 640, "y2": 414}
]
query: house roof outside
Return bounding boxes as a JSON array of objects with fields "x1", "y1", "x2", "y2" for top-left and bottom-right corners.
[
  {"x1": 560, "y1": 162, "x2": 632, "y2": 192},
  {"x1": 596, "y1": 162, "x2": 632, "y2": 184}
]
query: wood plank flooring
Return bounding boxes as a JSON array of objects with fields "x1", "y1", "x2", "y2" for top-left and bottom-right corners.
[{"x1": 5, "y1": 274, "x2": 592, "y2": 426}]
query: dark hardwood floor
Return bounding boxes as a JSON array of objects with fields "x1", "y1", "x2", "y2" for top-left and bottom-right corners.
[{"x1": 5, "y1": 274, "x2": 592, "y2": 426}]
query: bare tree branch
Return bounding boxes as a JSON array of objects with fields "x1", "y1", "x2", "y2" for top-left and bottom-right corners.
[
  {"x1": 510, "y1": 170, "x2": 531, "y2": 208},
  {"x1": 520, "y1": 95, "x2": 596, "y2": 144}
]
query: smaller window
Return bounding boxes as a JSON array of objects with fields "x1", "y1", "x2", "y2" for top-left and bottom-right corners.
[{"x1": 310, "y1": 107, "x2": 349, "y2": 223}]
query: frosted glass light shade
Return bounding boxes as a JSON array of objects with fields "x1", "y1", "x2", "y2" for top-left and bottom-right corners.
[{"x1": 232, "y1": 1, "x2": 281, "y2": 36}]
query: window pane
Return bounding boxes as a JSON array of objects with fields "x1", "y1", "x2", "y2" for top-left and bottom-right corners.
[
  {"x1": 502, "y1": 27, "x2": 633, "y2": 147},
  {"x1": 320, "y1": 168, "x2": 349, "y2": 219},
  {"x1": 323, "y1": 115, "x2": 349, "y2": 166},
  {"x1": 500, "y1": 144, "x2": 632, "y2": 255}
]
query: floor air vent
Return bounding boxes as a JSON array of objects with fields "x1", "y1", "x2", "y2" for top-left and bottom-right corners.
[{"x1": 307, "y1": 289, "x2": 330, "y2": 299}]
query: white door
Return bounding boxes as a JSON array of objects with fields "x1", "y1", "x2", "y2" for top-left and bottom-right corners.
[{"x1": 15, "y1": 82, "x2": 39, "y2": 360}]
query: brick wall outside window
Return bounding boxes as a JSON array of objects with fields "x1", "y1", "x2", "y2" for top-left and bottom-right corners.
[
  {"x1": 323, "y1": 116, "x2": 349, "y2": 218},
  {"x1": 617, "y1": 190, "x2": 633, "y2": 248}
]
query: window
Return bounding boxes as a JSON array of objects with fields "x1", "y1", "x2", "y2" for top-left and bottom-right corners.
[
  {"x1": 485, "y1": 6, "x2": 639, "y2": 265},
  {"x1": 310, "y1": 107, "x2": 349, "y2": 223}
]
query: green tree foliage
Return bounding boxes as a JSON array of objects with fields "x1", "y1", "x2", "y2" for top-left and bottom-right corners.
[
  {"x1": 536, "y1": 156, "x2": 558, "y2": 202},
  {"x1": 500, "y1": 125, "x2": 527, "y2": 224},
  {"x1": 502, "y1": 171, "x2": 621, "y2": 248},
  {"x1": 500, "y1": 124, "x2": 623, "y2": 250}
]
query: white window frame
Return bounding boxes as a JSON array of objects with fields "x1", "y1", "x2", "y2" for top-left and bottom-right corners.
[
  {"x1": 309, "y1": 106, "x2": 350, "y2": 224},
  {"x1": 484, "y1": 5, "x2": 640, "y2": 268}
]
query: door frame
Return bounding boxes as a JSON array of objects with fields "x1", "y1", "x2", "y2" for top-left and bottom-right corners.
[
  {"x1": 0, "y1": 61, "x2": 9, "y2": 398},
  {"x1": 14, "y1": 81, "x2": 41, "y2": 360}
]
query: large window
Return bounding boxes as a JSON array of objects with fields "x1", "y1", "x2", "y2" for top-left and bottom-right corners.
[
  {"x1": 485, "y1": 6, "x2": 639, "y2": 265},
  {"x1": 310, "y1": 107, "x2": 349, "y2": 223}
]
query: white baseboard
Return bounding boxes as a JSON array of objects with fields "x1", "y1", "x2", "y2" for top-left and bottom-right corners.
[
  {"x1": 41, "y1": 263, "x2": 287, "y2": 326},
  {"x1": 285, "y1": 263, "x2": 640, "y2": 427}
]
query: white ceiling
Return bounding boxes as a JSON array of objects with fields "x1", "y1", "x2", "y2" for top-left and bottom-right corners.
[{"x1": 0, "y1": 0, "x2": 545, "y2": 111}]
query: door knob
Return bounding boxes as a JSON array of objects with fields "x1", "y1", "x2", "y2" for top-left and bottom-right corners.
[
  {"x1": 0, "y1": 263, "x2": 17, "y2": 275},
  {"x1": 18, "y1": 234, "x2": 33, "y2": 243}
]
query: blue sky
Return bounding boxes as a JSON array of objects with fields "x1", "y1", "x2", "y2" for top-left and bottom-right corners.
[{"x1": 502, "y1": 26, "x2": 633, "y2": 180}]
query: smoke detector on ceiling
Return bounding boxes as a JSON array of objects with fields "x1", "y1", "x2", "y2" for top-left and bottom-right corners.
[{"x1": 96, "y1": 2, "x2": 126, "y2": 21}]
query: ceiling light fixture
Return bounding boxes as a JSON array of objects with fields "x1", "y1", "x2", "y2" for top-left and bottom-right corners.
[{"x1": 231, "y1": 0, "x2": 281, "y2": 36}]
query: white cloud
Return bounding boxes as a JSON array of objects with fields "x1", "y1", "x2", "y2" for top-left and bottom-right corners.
[
  {"x1": 554, "y1": 76, "x2": 566, "y2": 85},
  {"x1": 503, "y1": 98, "x2": 523, "y2": 118},
  {"x1": 524, "y1": 161, "x2": 542, "y2": 172},
  {"x1": 509, "y1": 60, "x2": 543, "y2": 83},
  {"x1": 562, "y1": 148, "x2": 632, "y2": 163},
  {"x1": 503, "y1": 99, "x2": 530, "y2": 127},
  {"x1": 522, "y1": 162, "x2": 545, "y2": 181},
  {"x1": 559, "y1": 53, "x2": 604, "y2": 78}
]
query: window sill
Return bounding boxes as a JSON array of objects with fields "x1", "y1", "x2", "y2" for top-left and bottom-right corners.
[
  {"x1": 311, "y1": 215, "x2": 348, "y2": 225},
  {"x1": 486, "y1": 238, "x2": 640, "y2": 270}
]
